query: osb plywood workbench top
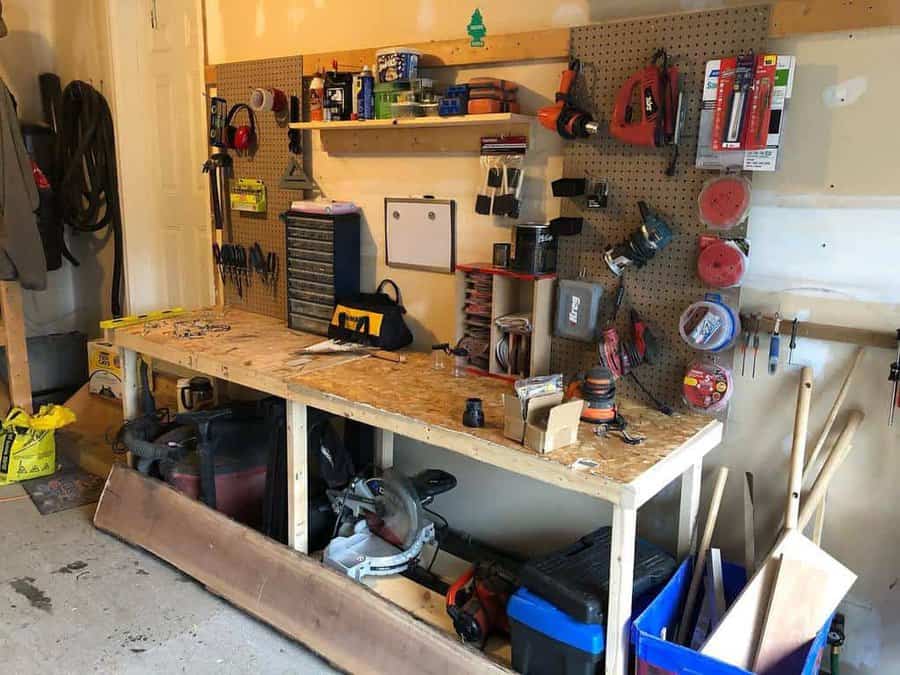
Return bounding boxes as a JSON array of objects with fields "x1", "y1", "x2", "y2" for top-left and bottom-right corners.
[{"x1": 113, "y1": 308, "x2": 721, "y2": 502}]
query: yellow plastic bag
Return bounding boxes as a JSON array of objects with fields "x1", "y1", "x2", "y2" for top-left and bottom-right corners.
[{"x1": 0, "y1": 405, "x2": 77, "y2": 485}]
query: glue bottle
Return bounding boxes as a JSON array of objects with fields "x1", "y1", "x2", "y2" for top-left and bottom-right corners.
[{"x1": 309, "y1": 72, "x2": 324, "y2": 121}]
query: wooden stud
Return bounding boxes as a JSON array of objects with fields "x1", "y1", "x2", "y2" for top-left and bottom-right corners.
[
  {"x1": 0, "y1": 282, "x2": 31, "y2": 413},
  {"x1": 677, "y1": 466, "x2": 729, "y2": 645},
  {"x1": 286, "y1": 400, "x2": 309, "y2": 553},
  {"x1": 785, "y1": 367, "x2": 813, "y2": 531},
  {"x1": 770, "y1": 0, "x2": 900, "y2": 38},
  {"x1": 121, "y1": 348, "x2": 141, "y2": 421},
  {"x1": 677, "y1": 461, "x2": 702, "y2": 560},
  {"x1": 605, "y1": 503, "x2": 637, "y2": 675},
  {"x1": 756, "y1": 316, "x2": 894, "y2": 351},
  {"x1": 375, "y1": 429, "x2": 394, "y2": 470}
]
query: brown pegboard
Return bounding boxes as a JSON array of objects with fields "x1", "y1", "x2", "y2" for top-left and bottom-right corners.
[
  {"x1": 550, "y1": 6, "x2": 770, "y2": 408},
  {"x1": 216, "y1": 56, "x2": 303, "y2": 319}
]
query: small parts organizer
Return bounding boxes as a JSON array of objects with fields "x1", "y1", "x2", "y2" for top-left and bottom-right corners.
[{"x1": 457, "y1": 264, "x2": 555, "y2": 380}]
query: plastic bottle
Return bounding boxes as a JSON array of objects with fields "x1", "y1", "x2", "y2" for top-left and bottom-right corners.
[
  {"x1": 309, "y1": 73, "x2": 324, "y2": 121},
  {"x1": 358, "y1": 65, "x2": 375, "y2": 120}
]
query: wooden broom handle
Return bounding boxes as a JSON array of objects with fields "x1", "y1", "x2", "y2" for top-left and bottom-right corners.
[
  {"x1": 798, "y1": 410, "x2": 864, "y2": 530},
  {"x1": 803, "y1": 347, "x2": 864, "y2": 477},
  {"x1": 785, "y1": 367, "x2": 813, "y2": 531},
  {"x1": 676, "y1": 466, "x2": 729, "y2": 645}
]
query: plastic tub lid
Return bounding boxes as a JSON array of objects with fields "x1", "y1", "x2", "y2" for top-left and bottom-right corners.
[
  {"x1": 698, "y1": 175, "x2": 752, "y2": 230},
  {"x1": 376, "y1": 46, "x2": 422, "y2": 56},
  {"x1": 678, "y1": 296, "x2": 740, "y2": 352},
  {"x1": 507, "y1": 588, "x2": 605, "y2": 655},
  {"x1": 683, "y1": 360, "x2": 734, "y2": 413}
]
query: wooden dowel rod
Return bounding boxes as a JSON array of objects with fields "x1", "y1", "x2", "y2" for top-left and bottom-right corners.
[
  {"x1": 798, "y1": 411, "x2": 864, "y2": 531},
  {"x1": 677, "y1": 466, "x2": 729, "y2": 645},
  {"x1": 785, "y1": 367, "x2": 813, "y2": 531},
  {"x1": 803, "y1": 347, "x2": 865, "y2": 477}
]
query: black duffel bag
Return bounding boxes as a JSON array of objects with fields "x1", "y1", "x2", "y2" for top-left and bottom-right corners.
[{"x1": 328, "y1": 279, "x2": 413, "y2": 350}]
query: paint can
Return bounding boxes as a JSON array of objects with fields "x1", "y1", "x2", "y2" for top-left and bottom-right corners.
[
  {"x1": 375, "y1": 47, "x2": 421, "y2": 83},
  {"x1": 512, "y1": 223, "x2": 557, "y2": 275}
]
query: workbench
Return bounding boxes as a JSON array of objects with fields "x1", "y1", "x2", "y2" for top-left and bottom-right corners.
[{"x1": 112, "y1": 307, "x2": 723, "y2": 675}]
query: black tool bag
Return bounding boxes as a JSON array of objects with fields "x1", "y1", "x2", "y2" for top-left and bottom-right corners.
[{"x1": 328, "y1": 279, "x2": 413, "y2": 350}]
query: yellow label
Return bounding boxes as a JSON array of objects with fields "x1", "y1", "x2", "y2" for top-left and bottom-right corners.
[
  {"x1": 683, "y1": 376, "x2": 698, "y2": 387},
  {"x1": 89, "y1": 343, "x2": 121, "y2": 374},
  {"x1": 763, "y1": 54, "x2": 777, "y2": 66},
  {"x1": 331, "y1": 306, "x2": 383, "y2": 337}
]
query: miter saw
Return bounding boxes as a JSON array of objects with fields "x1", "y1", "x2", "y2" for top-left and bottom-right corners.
[{"x1": 324, "y1": 468, "x2": 457, "y2": 580}]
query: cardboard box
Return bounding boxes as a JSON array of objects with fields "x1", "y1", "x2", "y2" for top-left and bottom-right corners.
[
  {"x1": 503, "y1": 392, "x2": 583, "y2": 454},
  {"x1": 88, "y1": 340, "x2": 123, "y2": 400}
]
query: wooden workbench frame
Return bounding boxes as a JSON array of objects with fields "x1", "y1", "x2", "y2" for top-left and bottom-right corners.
[
  {"x1": 112, "y1": 311, "x2": 722, "y2": 675},
  {"x1": 0, "y1": 281, "x2": 32, "y2": 413}
]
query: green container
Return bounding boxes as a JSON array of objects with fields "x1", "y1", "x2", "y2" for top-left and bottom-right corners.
[{"x1": 374, "y1": 81, "x2": 411, "y2": 119}]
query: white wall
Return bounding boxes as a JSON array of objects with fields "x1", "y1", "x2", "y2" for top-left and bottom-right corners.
[
  {"x1": 203, "y1": 4, "x2": 899, "y2": 673},
  {"x1": 0, "y1": 0, "x2": 116, "y2": 338}
]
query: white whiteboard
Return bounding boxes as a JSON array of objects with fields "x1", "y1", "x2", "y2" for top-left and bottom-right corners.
[{"x1": 384, "y1": 198, "x2": 455, "y2": 273}]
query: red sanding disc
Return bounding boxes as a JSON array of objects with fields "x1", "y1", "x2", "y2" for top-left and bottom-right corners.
[
  {"x1": 697, "y1": 240, "x2": 747, "y2": 288},
  {"x1": 698, "y1": 175, "x2": 751, "y2": 230}
]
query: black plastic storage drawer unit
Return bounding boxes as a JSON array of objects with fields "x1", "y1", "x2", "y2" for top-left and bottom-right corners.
[{"x1": 282, "y1": 210, "x2": 360, "y2": 335}]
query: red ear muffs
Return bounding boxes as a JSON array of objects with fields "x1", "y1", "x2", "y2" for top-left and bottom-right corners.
[{"x1": 224, "y1": 103, "x2": 256, "y2": 151}]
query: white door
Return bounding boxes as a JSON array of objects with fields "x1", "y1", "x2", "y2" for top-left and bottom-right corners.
[{"x1": 107, "y1": 0, "x2": 212, "y2": 314}]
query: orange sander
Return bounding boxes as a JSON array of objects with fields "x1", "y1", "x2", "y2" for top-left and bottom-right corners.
[
  {"x1": 538, "y1": 60, "x2": 600, "y2": 140},
  {"x1": 567, "y1": 366, "x2": 618, "y2": 423}
]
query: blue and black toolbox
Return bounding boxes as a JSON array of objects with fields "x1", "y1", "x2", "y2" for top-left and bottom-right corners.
[{"x1": 507, "y1": 527, "x2": 676, "y2": 674}]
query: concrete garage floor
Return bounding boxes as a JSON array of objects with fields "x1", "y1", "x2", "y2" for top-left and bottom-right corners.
[{"x1": 0, "y1": 481, "x2": 339, "y2": 674}]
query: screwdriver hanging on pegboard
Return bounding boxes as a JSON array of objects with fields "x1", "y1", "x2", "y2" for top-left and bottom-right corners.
[
  {"x1": 889, "y1": 329, "x2": 900, "y2": 427},
  {"x1": 768, "y1": 313, "x2": 782, "y2": 375},
  {"x1": 752, "y1": 314, "x2": 761, "y2": 379},
  {"x1": 788, "y1": 318, "x2": 799, "y2": 365}
]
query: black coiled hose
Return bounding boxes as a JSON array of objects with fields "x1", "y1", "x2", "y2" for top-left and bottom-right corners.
[{"x1": 57, "y1": 81, "x2": 124, "y2": 317}]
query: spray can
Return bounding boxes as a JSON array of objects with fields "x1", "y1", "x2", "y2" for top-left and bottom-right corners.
[
  {"x1": 357, "y1": 65, "x2": 375, "y2": 120},
  {"x1": 309, "y1": 72, "x2": 324, "y2": 121}
]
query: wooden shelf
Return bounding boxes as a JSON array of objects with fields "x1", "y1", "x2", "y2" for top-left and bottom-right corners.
[{"x1": 288, "y1": 113, "x2": 533, "y2": 131}]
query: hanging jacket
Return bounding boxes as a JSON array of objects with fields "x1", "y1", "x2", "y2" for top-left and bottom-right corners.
[{"x1": 0, "y1": 78, "x2": 47, "y2": 290}]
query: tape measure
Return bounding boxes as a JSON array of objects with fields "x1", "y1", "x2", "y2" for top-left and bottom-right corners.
[
  {"x1": 99, "y1": 308, "x2": 186, "y2": 330},
  {"x1": 697, "y1": 237, "x2": 748, "y2": 288},
  {"x1": 698, "y1": 175, "x2": 751, "y2": 230}
]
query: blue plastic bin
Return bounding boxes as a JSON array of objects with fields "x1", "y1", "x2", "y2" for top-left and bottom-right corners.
[{"x1": 631, "y1": 558, "x2": 830, "y2": 675}]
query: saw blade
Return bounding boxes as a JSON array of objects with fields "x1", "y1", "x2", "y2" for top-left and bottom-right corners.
[{"x1": 372, "y1": 470, "x2": 421, "y2": 550}]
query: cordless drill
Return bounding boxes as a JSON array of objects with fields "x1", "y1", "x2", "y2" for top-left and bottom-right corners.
[{"x1": 538, "y1": 60, "x2": 599, "y2": 140}]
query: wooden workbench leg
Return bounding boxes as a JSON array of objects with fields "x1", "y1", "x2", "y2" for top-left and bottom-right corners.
[
  {"x1": 0, "y1": 281, "x2": 31, "y2": 413},
  {"x1": 286, "y1": 400, "x2": 309, "y2": 553},
  {"x1": 605, "y1": 503, "x2": 637, "y2": 675},
  {"x1": 121, "y1": 348, "x2": 141, "y2": 421},
  {"x1": 375, "y1": 429, "x2": 394, "y2": 470},
  {"x1": 677, "y1": 460, "x2": 703, "y2": 560}
]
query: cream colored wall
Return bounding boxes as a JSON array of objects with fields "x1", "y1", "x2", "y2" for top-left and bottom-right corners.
[
  {"x1": 0, "y1": 0, "x2": 116, "y2": 337},
  {"x1": 205, "y1": 4, "x2": 898, "y2": 673}
]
